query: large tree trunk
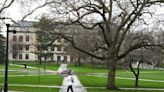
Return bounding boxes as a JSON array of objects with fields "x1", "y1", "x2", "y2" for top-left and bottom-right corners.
[{"x1": 107, "y1": 58, "x2": 117, "y2": 90}]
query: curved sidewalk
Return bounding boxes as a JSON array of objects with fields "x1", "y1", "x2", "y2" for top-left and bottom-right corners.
[{"x1": 58, "y1": 64, "x2": 87, "y2": 92}]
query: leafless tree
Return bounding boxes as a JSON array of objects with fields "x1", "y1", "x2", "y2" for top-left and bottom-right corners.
[
  {"x1": 0, "y1": 0, "x2": 15, "y2": 14},
  {"x1": 45, "y1": 0, "x2": 164, "y2": 89},
  {"x1": 2, "y1": 0, "x2": 164, "y2": 90}
]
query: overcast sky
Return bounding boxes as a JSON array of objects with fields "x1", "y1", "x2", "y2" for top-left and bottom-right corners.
[{"x1": 1, "y1": 1, "x2": 164, "y2": 36}]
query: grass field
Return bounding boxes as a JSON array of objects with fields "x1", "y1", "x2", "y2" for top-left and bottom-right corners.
[
  {"x1": 68, "y1": 64, "x2": 164, "y2": 91},
  {"x1": 0, "y1": 63, "x2": 164, "y2": 92},
  {"x1": 0, "y1": 63, "x2": 62, "y2": 92}
]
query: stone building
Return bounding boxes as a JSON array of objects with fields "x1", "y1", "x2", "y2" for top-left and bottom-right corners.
[{"x1": 8, "y1": 21, "x2": 71, "y2": 62}]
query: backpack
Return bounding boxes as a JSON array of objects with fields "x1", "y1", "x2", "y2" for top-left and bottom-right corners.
[{"x1": 71, "y1": 76, "x2": 74, "y2": 83}]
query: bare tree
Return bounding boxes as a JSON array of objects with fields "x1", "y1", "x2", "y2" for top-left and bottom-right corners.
[
  {"x1": 45, "y1": 0, "x2": 164, "y2": 89},
  {"x1": 2, "y1": 0, "x2": 164, "y2": 90},
  {"x1": 0, "y1": 0, "x2": 15, "y2": 14}
]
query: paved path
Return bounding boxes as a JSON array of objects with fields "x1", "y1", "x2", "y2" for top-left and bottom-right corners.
[
  {"x1": 58, "y1": 64, "x2": 87, "y2": 92},
  {"x1": 57, "y1": 64, "x2": 67, "y2": 74}
]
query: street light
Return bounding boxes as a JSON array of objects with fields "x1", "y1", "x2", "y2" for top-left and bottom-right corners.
[{"x1": 1, "y1": 18, "x2": 16, "y2": 92}]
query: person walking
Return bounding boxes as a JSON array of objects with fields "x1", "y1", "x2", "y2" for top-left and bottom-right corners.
[{"x1": 67, "y1": 70, "x2": 74, "y2": 92}]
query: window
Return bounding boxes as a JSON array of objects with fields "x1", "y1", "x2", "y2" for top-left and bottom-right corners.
[
  {"x1": 19, "y1": 54, "x2": 22, "y2": 59},
  {"x1": 26, "y1": 45, "x2": 29, "y2": 51},
  {"x1": 57, "y1": 39, "x2": 62, "y2": 43},
  {"x1": 43, "y1": 47, "x2": 48, "y2": 51},
  {"x1": 13, "y1": 53, "x2": 17, "y2": 59},
  {"x1": 13, "y1": 36, "x2": 16, "y2": 42},
  {"x1": 25, "y1": 54, "x2": 29, "y2": 59},
  {"x1": 19, "y1": 36, "x2": 23, "y2": 42},
  {"x1": 57, "y1": 56, "x2": 61, "y2": 61},
  {"x1": 63, "y1": 47, "x2": 67, "y2": 51},
  {"x1": 64, "y1": 56, "x2": 67, "y2": 62},
  {"x1": 57, "y1": 46, "x2": 62, "y2": 51},
  {"x1": 26, "y1": 36, "x2": 30, "y2": 42},
  {"x1": 51, "y1": 47, "x2": 54, "y2": 51},
  {"x1": 19, "y1": 45, "x2": 23, "y2": 50},
  {"x1": 37, "y1": 47, "x2": 40, "y2": 51}
]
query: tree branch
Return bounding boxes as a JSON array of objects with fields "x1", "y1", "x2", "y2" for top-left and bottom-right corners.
[{"x1": 0, "y1": 0, "x2": 15, "y2": 13}]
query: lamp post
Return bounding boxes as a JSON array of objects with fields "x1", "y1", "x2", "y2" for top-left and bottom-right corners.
[
  {"x1": 4, "y1": 23, "x2": 10, "y2": 92},
  {"x1": 1, "y1": 18, "x2": 16, "y2": 92},
  {"x1": 44, "y1": 50, "x2": 47, "y2": 71}
]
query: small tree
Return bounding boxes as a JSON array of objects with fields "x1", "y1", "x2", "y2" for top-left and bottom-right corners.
[{"x1": 33, "y1": 16, "x2": 59, "y2": 64}]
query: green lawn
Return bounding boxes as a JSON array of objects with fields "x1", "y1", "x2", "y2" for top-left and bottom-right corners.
[
  {"x1": 0, "y1": 75, "x2": 63, "y2": 85},
  {"x1": 25, "y1": 63, "x2": 59, "y2": 70},
  {"x1": 68, "y1": 64, "x2": 164, "y2": 89},
  {"x1": 88, "y1": 89, "x2": 164, "y2": 92},
  {"x1": 0, "y1": 63, "x2": 62, "y2": 92},
  {"x1": 8, "y1": 86, "x2": 60, "y2": 92},
  {"x1": 68, "y1": 64, "x2": 108, "y2": 74},
  {"x1": 0, "y1": 63, "x2": 164, "y2": 92}
]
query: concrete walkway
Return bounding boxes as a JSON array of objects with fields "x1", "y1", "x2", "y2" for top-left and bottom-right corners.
[
  {"x1": 57, "y1": 64, "x2": 67, "y2": 74},
  {"x1": 58, "y1": 64, "x2": 87, "y2": 92}
]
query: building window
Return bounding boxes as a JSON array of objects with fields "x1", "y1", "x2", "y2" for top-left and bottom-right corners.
[
  {"x1": 26, "y1": 45, "x2": 29, "y2": 51},
  {"x1": 26, "y1": 36, "x2": 30, "y2": 42},
  {"x1": 57, "y1": 46, "x2": 62, "y2": 51},
  {"x1": 19, "y1": 54, "x2": 22, "y2": 59},
  {"x1": 63, "y1": 47, "x2": 67, "y2": 51},
  {"x1": 19, "y1": 45, "x2": 23, "y2": 50},
  {"x1": 25, "y1": 54, "x2": 29, "y2": 59},
  {"x1": 51, "y1": 47, "x2": 54, "y2": 51},
  {"x1": 13, "y1": 36, "x2": 16, "y2": 42},
  {"x1": 57, "y1": 56, "x2": 61, "y2": 61},
  {"x1": 19, "y1": 36, "x2": 23, "y2": 42},
  {"x1": 13, "y1": 53, "x2": 17, "y2": 59},
  {"x1": 64, "y1": 56, "x2": 67, "y2": 62},
  {"x1": 57, "y1": 39, "x2": 62, "y2": 43},
  {"x1": 43, "y1": 47, "x2": 48, "y2": 51},
  {"x1": 37, "y1": 47, "x2": 40, "y2": 51}
]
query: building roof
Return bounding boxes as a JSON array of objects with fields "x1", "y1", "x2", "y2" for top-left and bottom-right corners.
[{"x1": 11, "y1": 21, "x2": 35, "y2": 27}]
